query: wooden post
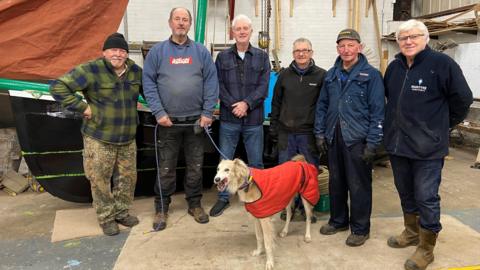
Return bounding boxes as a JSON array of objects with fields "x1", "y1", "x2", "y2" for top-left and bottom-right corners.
[
  {"x1": 290, "y1": 0, "x2": 294, "y2": 17},
  {"x1": 365, "y1": 0, "x2": 372, "y2": 17},
  {"x1": 354, "y1": 0, "x2": 360, "y2": 32},
  {"x1": 372, "y1": 0, "x2": 382, "y2": 61},
  {"x1": 348, "y1": 0, "x2": 353, "y2": 28},
  {"x1": 332, "y1": 0, "x2": 337, "y2": 17},
  {"x1": 275, "y1": 0, "x2": 281, "y2": 51}
]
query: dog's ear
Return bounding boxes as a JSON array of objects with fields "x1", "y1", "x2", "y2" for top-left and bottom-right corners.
[{"x1": 233, "y1": 158, "x2": 242, "y2": 166}]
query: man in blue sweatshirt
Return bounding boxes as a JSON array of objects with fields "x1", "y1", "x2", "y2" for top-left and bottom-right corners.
[
  {"x1": 384, "y1": 19, "x2": 472, "y2": 270},
  {"x1": 143, "y1": 7, "x2": 219, "y2": 231},
  {"x1": 314, "y1": 29, "x2": 385, "y2": 247}
]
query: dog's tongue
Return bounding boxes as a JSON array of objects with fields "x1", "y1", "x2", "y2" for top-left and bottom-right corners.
[{"x1": 217, "y1": 179, "x2": 227, "y2": 192}]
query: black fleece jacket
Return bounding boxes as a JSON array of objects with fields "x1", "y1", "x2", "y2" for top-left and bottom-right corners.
[{"x1": 270, "y1": 60, "x2": 326, "y2": 135}]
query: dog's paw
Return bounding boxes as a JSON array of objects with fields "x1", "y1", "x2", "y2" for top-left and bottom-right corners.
[
  {"x1": 279, "y1": 231, "x2": 287, "y2": 238},
  {"x1": 251, "y1": 248, "x2": 264, "y2": 256},
  {"x1": 265, "y1": 260, "x2": 274, "y2": 270},
  {"x1": 304, "y1": 235, "x2": 312, "y2": 243}
]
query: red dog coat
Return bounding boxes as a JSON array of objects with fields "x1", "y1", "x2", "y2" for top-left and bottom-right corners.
[{"x1": 244, "y1": 161, "x2": 320, "y2": 218}]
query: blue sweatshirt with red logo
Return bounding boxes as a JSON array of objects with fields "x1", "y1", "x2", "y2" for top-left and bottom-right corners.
[{"x1": 143, "y1": 37, "x2": 219, "y2": 120}]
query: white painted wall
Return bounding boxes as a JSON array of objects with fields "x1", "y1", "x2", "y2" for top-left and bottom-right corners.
[{"x1": 119, "y1": 0, "x2": 395, "y2": 70}]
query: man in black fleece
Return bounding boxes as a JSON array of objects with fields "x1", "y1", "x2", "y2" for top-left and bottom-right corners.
[{"x1": 270, "y1": 37, "x2": 326, "y2": 166}]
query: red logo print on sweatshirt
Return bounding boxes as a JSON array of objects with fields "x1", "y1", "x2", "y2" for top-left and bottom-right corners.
[{"x1": 170, "y1": 57, "x2": 192, "y2": 65}]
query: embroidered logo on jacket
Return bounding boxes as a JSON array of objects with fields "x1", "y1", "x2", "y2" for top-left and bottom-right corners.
[
  {"x1": 170, "y1": 57, "x2": 192, "y2": 65},
  {"x1": 411, "y1": 78, "x2": 427, "y2": 92}
]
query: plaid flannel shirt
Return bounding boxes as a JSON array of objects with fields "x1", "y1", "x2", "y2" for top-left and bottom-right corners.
[{"x1": 50, "y1": 58, "x2": 142, "y2": 144}]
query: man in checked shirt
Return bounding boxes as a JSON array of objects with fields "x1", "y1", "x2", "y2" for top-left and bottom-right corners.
[{"x1": 50, "y1": 33, "x2": 142, "y2": 236}]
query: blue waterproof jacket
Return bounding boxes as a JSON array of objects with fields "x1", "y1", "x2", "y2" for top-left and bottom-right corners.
[
  {"x1": 314, "y1": 54, "x2": 385, "y2": 149},
  {"x1": 384, "y1": 46, "x2": 473, "y2": 160},
  {"x1": 215, "y1": 44, "x2": 270, "y2": 125}
]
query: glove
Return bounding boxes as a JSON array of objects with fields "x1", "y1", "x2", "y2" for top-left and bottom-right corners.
[
  {"x1": 315, "y1": 136, "x2": 328, "y2": 156},
  {"x1": 269, "y1": 126, "x2": 278, "y2": 144},
  {"x1": 362, "y1": 146, "x2": 376, "y2": 164}
]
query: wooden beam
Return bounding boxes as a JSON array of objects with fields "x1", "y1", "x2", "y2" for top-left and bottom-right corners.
[
  {"x1": 372, "y1": 0, "x2": 382, "y2": 58},
  {"x1": 414, "y1": 3, "x2": 478, "y2": 20},
  {"x1": 354, "y1": 0, "x2": 360, "y2": 31},
  {"x1": 348, "y1": 0, "x2": 353, "y2": 28},
  {"x1": 365, "y1": 0, "x2": 371, "y2": 17},
  {"x1": 332, "y1": 0, "x2": 337, "y2": 17},
  {"x1": 290, "y1": 0, "x2": 293, "y2": 17}
]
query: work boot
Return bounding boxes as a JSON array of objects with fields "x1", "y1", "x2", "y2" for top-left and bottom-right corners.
[
  {"x1": 188, "y1": 207, "x2": 209, "y2": 224},
  {"x1": 388, "y1": 213, "x2": 419, "y2": 248},
  {"x1": 116, "y1": 214, "x2": 139, "y2": 227},
  {"x1": 346, "y1": 233, "x2": 370, "y2": 247},
  {"x1": 319, "y1": 224, "x2": 349, "y2": 235},
  {"x1": 404, "y1": 228, "x2": 438, "y2": 270},
  {"x1": 100, "y1": 221, "x2": 120, "y2": 236},
  {"x1": 152, "y1": 212, "x2": 168, "y2": 231},
  {"x1": 209, "y1": 200, "x2": 230, "y2": 217}
]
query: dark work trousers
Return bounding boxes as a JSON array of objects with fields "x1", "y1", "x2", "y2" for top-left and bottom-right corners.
[
  {"x1": 389, "y1": 155, "x2": 443, "y2": 233},
  {"x1": 278, "y1": 131, "x2": 319, "y2": 168},
  {"x1": 327, "y1": 125, "x2": 372, "y2": 235},
  {"x1": 154, "y1": 120, "x2": 205, "y2": 213}
]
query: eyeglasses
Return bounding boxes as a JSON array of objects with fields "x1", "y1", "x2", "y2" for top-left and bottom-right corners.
[
  {"x1": 293, "y1": 49, "x2": 312, "y2": 54},
  {"x1": 397, "y1": 34, "x2": 424, "y2": 42}
]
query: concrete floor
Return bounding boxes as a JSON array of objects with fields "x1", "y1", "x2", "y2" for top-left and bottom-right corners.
[{"x1": 1, "y1": 147, "x2": 479, "y2": 270}]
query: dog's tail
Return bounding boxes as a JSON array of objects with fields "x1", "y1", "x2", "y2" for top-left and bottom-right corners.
[{"x1": 290, "y1": 154, "x2": 307, "y2": 163}]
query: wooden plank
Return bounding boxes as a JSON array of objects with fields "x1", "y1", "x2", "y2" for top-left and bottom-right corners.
[
  {"x1": 432, "y1": 0, "x2": 440, "y2": 13},
  {"x1": 332, "y1": 0, "x2": 337, "y2": 17},
  {"x1": 290, "y1": 0, "x2": 293, "y2": 17},
  {"x1": 414, "y1": 3, "x2": 477, "y2": 19}
]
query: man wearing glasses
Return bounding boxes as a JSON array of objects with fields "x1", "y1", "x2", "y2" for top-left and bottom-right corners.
[
  {"x1": 270, "y1": 38, "x2": 325, "y2": 167},
  {"x1": 314, "y1": 29, "x2": 385, "y2": 247},
  {"x1": 384, "y1": 19, "x2": 472, "y2": 270}
]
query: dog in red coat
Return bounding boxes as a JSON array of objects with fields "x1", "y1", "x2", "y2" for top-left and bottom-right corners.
[{"x1": 213, "y1": 155, "x2": 319, "y2": 270}]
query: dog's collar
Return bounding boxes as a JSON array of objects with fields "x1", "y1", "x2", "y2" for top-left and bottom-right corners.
[{"x1": 238, "y1": 168, "x2": 253, "y2": 191}]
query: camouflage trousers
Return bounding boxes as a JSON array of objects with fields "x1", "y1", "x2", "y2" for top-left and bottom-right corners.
[{"x1": 83, "y1": 135, "x2": 137, "y2": 225}]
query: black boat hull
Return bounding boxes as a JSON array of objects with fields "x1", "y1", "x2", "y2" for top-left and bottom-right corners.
[{"x1": 9, "y1": 91, "x2": 220, "y2": 203}]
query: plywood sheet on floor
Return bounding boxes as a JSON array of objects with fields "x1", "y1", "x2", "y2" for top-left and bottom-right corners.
[
  {"x1": 51, "y1": 198, "x2": 152, "y2": 242},
  {"x1": 113, "y1": 208, "x2": 480, "y2": 270}
]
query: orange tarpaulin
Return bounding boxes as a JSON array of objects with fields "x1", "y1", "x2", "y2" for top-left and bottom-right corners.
[{"x1": 0, "y1": 0, "x2": 128, "y2": 80}]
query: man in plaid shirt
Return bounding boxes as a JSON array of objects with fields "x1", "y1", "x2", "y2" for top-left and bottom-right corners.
[{"x1": 50, "y1": 33, "x2": 142, "y2": 236}]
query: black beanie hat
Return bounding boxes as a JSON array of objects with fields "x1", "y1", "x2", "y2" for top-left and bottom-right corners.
[{"x1": 103, "y1": 33, "x2": 129, "y2": 52}]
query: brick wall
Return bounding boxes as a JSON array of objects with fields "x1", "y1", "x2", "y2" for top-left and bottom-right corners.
[{"x1": 120, "y1": 0, "x2": 394, "y2": 70}]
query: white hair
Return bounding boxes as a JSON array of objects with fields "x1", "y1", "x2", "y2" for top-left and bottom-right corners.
[
  {"x1": 293, "y1": 37, "x2": 313, "y2": 50},
  {"x1": 396, "y1": 19, "x2": 430, "y2": 43},
  {"x1": 232, "y1": 14, "x2": 252, "y2": 29}
]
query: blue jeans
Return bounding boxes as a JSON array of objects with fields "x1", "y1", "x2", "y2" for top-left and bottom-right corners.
[
  {"x1": 389, "y1": 155, "x2": 444, "y2": 233},
  {"x1": 217, "y1": 122, "x2": 264, "y2": 201},
  {"x1": 278, "y1": 133, "x2": 319, "y2": 167}
]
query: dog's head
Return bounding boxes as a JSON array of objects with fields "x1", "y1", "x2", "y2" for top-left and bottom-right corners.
[{"x1": 214, "y1": 158, "x2": 249, "y2": 193}]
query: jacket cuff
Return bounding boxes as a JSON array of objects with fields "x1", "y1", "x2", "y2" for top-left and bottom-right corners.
[{"x1": 202, "y1": 111, "x2": 214, "y2": 119}]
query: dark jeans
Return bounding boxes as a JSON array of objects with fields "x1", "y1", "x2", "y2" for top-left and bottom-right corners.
[
  {"x1": 389, "y1": 155, "x2": 443, "y2": 233},
  {"x1": 328, "y1": 127, "x2": 372, "y2": 235},
  {"x1": 278, "y1": 132, "x2": 319, "y2": 167},
  {"x1": 154, "y1": 120, "x2": 205, "y2": 213}
]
